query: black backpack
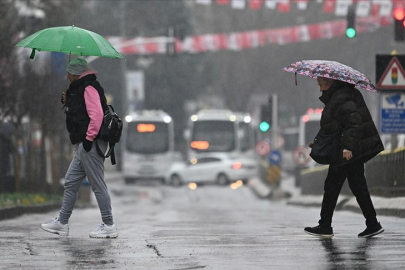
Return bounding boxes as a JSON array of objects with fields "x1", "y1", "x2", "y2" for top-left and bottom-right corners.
[{"x1": 96, "y1": 105, "x2": 123, "y2": 165}]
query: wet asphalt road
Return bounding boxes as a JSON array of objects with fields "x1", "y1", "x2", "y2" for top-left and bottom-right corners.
[{"x1": 0, "y1": 175, "x2": 405, "y2": 270}]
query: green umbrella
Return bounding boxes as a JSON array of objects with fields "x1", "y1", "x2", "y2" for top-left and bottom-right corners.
[{"x1": 15, "y1": 25, "x2": 123, "y2": 59}]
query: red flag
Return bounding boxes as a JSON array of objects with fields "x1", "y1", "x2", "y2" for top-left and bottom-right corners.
[
  {"x1": 250, "y1": 0, "x2": 262, "y2": 9},
  {"x1": 278, "y1": 0, "x2": 290, "y2": 13},
  {"x1": 323, "y1": 0, "x2": 336, "y2": 14},
  {"x1": 371, "y1": 2, "x2": 379, "y2": 17},
  {"x1": 217, "y1": 0, "x2": 230, "y2": 4}
]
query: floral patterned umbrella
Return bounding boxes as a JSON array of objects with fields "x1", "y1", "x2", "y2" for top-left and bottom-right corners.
[{"x1": 283, "y1": 60, "x2": 377, "y2": 92}]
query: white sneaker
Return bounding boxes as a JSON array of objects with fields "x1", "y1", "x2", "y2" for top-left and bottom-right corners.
[
  {"x1": 89, "y1": 224, "x2": 118, "y2": 238},
  {"x1": 41, "y1": 217, "x2": 69, "y2": 236}
]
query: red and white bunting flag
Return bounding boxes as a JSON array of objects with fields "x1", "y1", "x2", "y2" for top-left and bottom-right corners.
[
  {"x1": 295, "y1": 24, "x2": 310, "y2": 42},
  {"x1": 378, "y1": 0, "x2": 392, "y2": 16},
  {"x1": 356, "y1": 0, "x2": 371, "y2": 17},
  {"x1": 323, "y1": 0, "x2": 336, "y2": 14},
  {"x1": 196, "y1": 0, "x2": 212, "y2": 5},
  {"x1": 264, "y1": 0, "x2": 278, "y2": 9},
  {"x1": 112, "y1": 16, "x2": 392, "y2": 55},
  {"x1": 318, "y1": 21, "x2": 334, "y2": 39},
  {"x1": 335, "y1": 0, "x2": 352, "y2": 16},
  {"x1": 278, "y1": 0, "x2": 291, "y2": 12},
  {"x1": 371, "y1": 0, "x2": 380, "y2": 16},
  {"x1": 232, "y1": 0, "x2": 246, "y2": 9},
  {"x1": 217, "y1": 0, "x2": 230, "y2": 5},
  {"x1": 250, "y1": 0, "x2": 262, "y2": 9},
  {"x1": 228, "y1": 33, "x2": 241, "y2": 51},
  {"x1": 295, "y1": 0, "x2": 309, "y2": 10},
  {"x1": 245, "y1": 31, "x2": 260, "y2": 47},
  {"x1": 329, "y1": 20, "x2": 346, "y2": 37}
]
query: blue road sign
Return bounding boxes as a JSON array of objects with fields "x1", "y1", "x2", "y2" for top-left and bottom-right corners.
[
  {"x1": 381, "y1": 93, "x2": 405, "y2": 133},
  {"x1": 268, "y1": 150, "x2": 282, "y2": 166}
]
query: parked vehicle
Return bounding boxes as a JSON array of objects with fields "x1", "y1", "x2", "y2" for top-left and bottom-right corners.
[
  {"x1": 166, "y1": 153, "x2": 257, "y2": 186},
  {"x1": 122, "y1": 110, "x2": 174, "y2": 184}
]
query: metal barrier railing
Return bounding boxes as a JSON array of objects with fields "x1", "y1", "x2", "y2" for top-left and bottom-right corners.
[{"x1": 365, "y1": 147, "x2": 405, "y2": 197}]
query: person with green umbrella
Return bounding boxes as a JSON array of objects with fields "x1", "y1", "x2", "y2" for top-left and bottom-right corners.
[{"x1": 41, "y1": 58, "x2": 118, "y2": 238}]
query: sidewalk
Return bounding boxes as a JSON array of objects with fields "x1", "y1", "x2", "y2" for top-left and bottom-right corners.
[
  {"x1": 249, "y1": 173, "x2": 405, "y2": 218},
  {"x1": 0, "y1": 163, "x2": 122, "y2": 221}
]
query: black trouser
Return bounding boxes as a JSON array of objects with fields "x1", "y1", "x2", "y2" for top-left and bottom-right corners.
[{"x1": 319, "y1": 161, "x2": 378, "y2": 228}]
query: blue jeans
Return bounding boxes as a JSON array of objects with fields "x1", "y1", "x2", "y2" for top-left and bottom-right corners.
[{"x1": 59, "y1": 140, "x2": 114, "y2": 226}]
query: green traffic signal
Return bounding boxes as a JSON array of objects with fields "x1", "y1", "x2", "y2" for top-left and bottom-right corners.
[
  {"x1": 346, "y1": 28, "x2": 356, "y2": 38},
  {"x1": 259, "y1": 121, "x2": 270, "y2": 132}
]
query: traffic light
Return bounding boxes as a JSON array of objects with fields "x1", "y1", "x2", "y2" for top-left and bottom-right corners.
[
  {"x1": 394, "y1": 6, "x2": 405, "y2": 41},
  {"x1": 346, "y1": 6, "x2": 356, "y2": 38},
  {"x1": 260, "y1": 97, "x2": 272, "y2": 132}
]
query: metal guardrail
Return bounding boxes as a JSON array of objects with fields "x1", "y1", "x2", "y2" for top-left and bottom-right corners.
[
  {"x1": 296, "y1": 148, "x2": 405, "y2": 197},
  {"x1": 365, "y1": 147, "x2": 405, "y2": 197}
]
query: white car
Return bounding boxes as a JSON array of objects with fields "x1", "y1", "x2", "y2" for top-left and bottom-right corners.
[{"x1": 166, "y1": 153, "x2": 257, "y2": 186}]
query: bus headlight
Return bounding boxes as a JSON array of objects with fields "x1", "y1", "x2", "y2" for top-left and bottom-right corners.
[{"x1": 125, "y1": 115, "x2": 133, "y2": 122}]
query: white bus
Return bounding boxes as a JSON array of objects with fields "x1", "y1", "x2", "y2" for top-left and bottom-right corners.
[
  {"x1": 297, "y1": 108, "x2": 322, "y2": 169},
  {"x1": 298, "y1": 108, "x2": 322, "y2": 148},
  {"x1": 186, "y1": 109, "x2": 257, "y2": 182},
  {"x1": 187, "y1": 110, "x2": 256, "y2": 157},
  {"x1": 123, "y1": 110, "x2": 174, "y2": 184}
]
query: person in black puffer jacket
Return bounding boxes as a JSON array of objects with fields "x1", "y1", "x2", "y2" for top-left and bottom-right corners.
[{"x1": 304, "y1": 77, "x2": 385, "y2": 239}]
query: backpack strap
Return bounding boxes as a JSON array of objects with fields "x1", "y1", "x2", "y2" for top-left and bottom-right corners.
[{"x1": 95, "y1": 140, "x2": 116, "y2": 165}]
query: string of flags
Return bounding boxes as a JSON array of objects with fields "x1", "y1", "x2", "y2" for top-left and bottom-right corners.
[
  {"x1": 195, "y1": 0, "x2": 399, "y2": 17},
  {"x1": 107, "y1": 16, "x2": 390, "y2": 56}
]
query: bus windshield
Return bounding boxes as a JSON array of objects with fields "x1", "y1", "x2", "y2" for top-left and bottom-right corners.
[
  {"x1": 126, "y1": 122, "x2": 169, "y2": 154},
  {"x1": 283, "y1": 132, "x2": 298, "y2": 151},
  {"x1": 192, "y1": 120, "x2": 235, "y2": 152},
  {"x1": 239, "y1": 122, "x2": 252, "y2": 152},
  {"x1": 305, "y1": 121, "x2": 320, "y2": 144}
]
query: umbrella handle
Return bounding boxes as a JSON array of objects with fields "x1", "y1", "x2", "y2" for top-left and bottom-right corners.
[
  {"x1": 30, "y1": 49, "x2": 35, "y2": 59},
  {"x1": 295, "y1": 72, "x2": 297, "y2": 86}
]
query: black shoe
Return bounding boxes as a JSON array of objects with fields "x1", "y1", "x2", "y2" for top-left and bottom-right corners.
[
  {"x1": 304, "y1": 225, "x2": 334, "y2": 238},
  {"x1": 358, "y1": 223, "x2": 384, "y2": 238}
]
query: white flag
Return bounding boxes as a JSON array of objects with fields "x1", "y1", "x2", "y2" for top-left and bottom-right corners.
[
  {"x1": 297, "y1": 25, "x2": 310, "y2": 42},
  {"x1": 378, "y1": 0, "x2": 392, "y2": 17},
  {"x1": 265, "y1": 0, "x2": 278, "y2": 9},
  {"x1": 296, "y1": 1, "x2": 309, "y2": 11},
  {"x1": 356, "y1": 0, "x2": 370, "y2": 17},
  {"x1": 232, "y1": 0, "x2": 246, "y2": 9},
  {"x1": 196, "y1": 0, "x2": 212, "y2": 5},
  {"x1": 335, "y1": 0, "x2": 352, "y2": 16}
]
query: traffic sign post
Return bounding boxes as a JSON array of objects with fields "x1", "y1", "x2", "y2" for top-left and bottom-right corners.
[
  {"x1": 293, "y1": 146, "x2": 311, "y2": 166},
  {"x1": 268, "y1": 150, "x2": 282, "y2": 166},
  {"x1": 381, "y1": 93, "x2": 405, "y2": 133},
  {"x1": 376, "y1": 55, "x2": 405, "y2": 135},
  {"x1": 255, "y1": 140, "x2": 271, "y2": 156}
]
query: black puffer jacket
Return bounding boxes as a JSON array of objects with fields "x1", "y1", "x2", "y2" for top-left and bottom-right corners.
[{"x1": 319, "y1": 80, "x2": 384, "y2": 165}]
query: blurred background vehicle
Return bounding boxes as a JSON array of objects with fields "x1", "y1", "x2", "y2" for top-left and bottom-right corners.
[
  {"x1": 280, "y1": 126, "x2": 299, "y2": 173},
  {"x1": 166, "y1": 153, "x2": 257, "y2": 186},
  {"x1": 122, "y1": 110, "x2": 174, "y2": 184}
]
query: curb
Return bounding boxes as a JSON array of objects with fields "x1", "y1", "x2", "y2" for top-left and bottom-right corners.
[
  {"x1": 248, "y1": 178, "x2": 291, "y2": 200},
  {"x1": 0, "y1": 202, "x2": 61, "y2": 221},
  {"x1": 287, "y1": 195, "x2": 405, "y2": 219}
]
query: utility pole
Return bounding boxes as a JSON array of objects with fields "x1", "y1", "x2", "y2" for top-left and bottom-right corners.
[
  {"x1": 271, "y1": 94, "x2": 278, "y2": 149},
  {"x1": 117, "y1": 0, "x2": 127, "y2": 171}
]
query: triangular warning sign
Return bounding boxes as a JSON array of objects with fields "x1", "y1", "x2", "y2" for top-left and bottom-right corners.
[{"x1": 378, "y1": 57, "x2": 405, "y2": 89}]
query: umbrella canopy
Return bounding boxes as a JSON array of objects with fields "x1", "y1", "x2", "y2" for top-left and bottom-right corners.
[
  {"x1": 283, "y1": 60, "x2": 377, "y2": 92},
  {"x1": 15, "y1": 25, "x2": 123, "y2": 59}
]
